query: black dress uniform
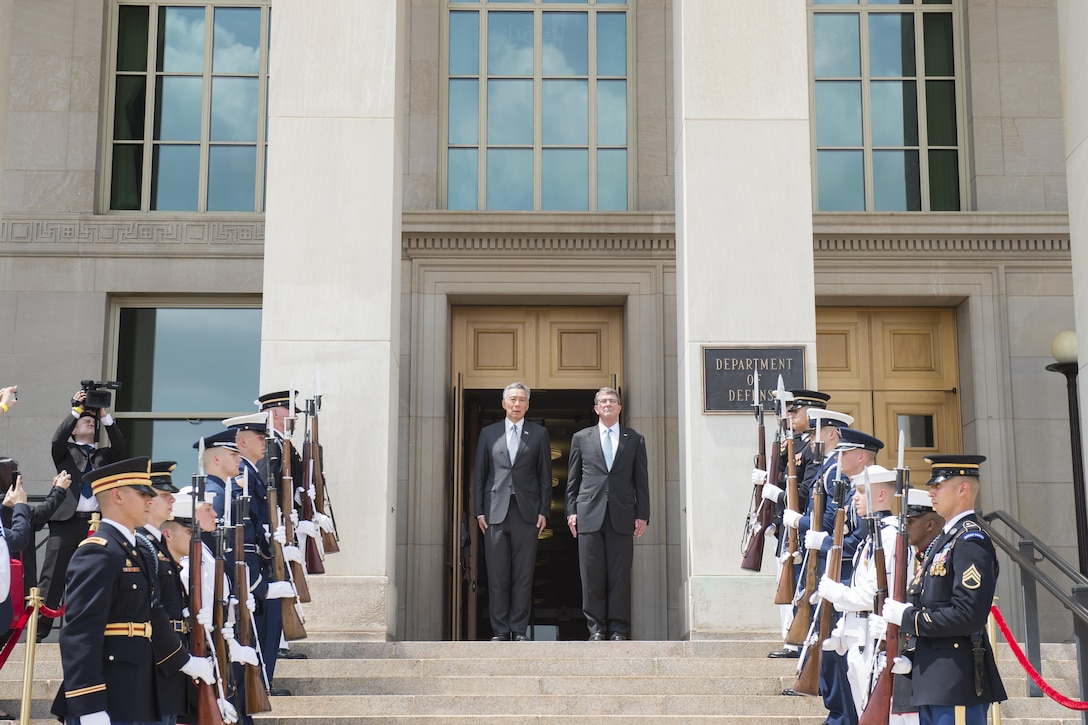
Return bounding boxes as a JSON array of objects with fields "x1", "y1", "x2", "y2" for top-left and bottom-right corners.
[
  {"x1": 51, "y1": 458, "x2": 191, "y2": 723},
  {"x1": 897, "y1": 456, "x2": 1006, "y2": 724}
]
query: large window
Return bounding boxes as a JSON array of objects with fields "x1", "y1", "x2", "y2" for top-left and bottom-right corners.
[
  {"x1": 108, "y1": 3, "x2": 271, "y2": 212},
  {"x1": 810, "y1": 0, "x2": 963, "y2": 211},
  {"x1": 445, "y1": 0, "x2": 630, "y2": 211},
  {"x1": 111, "y1": 301, "x2": 262, "y2": 480}
]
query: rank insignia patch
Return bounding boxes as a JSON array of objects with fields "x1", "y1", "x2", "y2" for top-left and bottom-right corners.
[{"x1": 962, "y1": 564, "x2": 983, "y2": 590}]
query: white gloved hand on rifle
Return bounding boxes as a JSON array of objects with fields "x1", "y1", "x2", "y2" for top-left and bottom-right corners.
[
  {"x1": 783, "y1": 510, "x2": 802, "y2": 529},
  {"x1": 804, "y1": 529, "x2": 828, "y2": 551},
  {"x1": 180, "y1": 655, "x2": 216, "y2": 685},
  {"x1": 868, "y1": 613, "x2": 887, "y2": 642},
  {"x1": 282, "y1": 544, "x2": 304, "y2": 565},
  {"x1": 891, "y1": 655, "x2": 912, "y2": 674},
  {"x1": 228, "y1": 639, "x2": 260, "y2": 667},
  {"x1": 266, "y1": 580, "x2": 295, "y2": 599},
  {"x1": 218, "y1": 697, "x2": 239, "y2": 723},
  {"x1": 273, "y1": 525, "x2": 287, "y2": 546},
  {"x1": 761, "y1": 481, "x2": 783, "y2": 502},
  {"x1": 295, "y1": 520, "x2": 319, "y2": 540},
  {"x1": 313, "y1": 511, "x2": 335, "y2": 533},
  {"x1": 751, "y1": 468, "x2": 768, "y2": 486},
  {"x1": 290, "y1": 509, "x2": 299, "y2": 527},
  {"x1": 196, "y1": 605, "x2": 214, "y2": 632}
]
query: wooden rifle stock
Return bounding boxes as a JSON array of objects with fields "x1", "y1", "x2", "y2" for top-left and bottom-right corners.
[
  {"x1": 211, "y1": 534, "x2": 231, "y2": 701},
  {"x1": 301, "y1": 432, "x2": 326, "y2": 574},
  {"x1": 311, "y1": 414, "x2": 340, "y2": 553},
  {"x1": 233, "y1": 508, "x2": 272, "y2": 715},
  {"x1": 793, "y1": 479, "x2": 847, "y2": 696},
  {"x1": 280, "y1": 439, "x2": 312, "y2": 602},
  {"x1": 188, "y1": 486, "x2": 226, "y2": 725},
  {"x1": 268, "y1": 483, "x2": 308, "y2": 641},
  {"x1": 741, "y1": 401, "x2": 770, "y2": 571},
  {"x1": 774, "y1": 434, "x2": 800, "y2": 605},
  {"x1": 859, "y1": 468, "x2": 909, "y2": 725},
  {"x1": 786, "y1": 442, "x2": 825, "y2": 646}
]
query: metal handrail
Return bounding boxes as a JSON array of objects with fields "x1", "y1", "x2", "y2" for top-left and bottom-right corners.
[{"x1": 985, "y1": 510, "x2": 1088, "y2": 588}]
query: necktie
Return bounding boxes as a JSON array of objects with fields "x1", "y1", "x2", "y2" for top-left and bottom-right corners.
[
  {"x1": 80, "y1": 445, "x2": 94, "y2": 498},
  {"x1": 603, "y1": 428, "x2": 614, "y2": 470},
  {"x1": 508, "y1": 425, "x2": 519, "y2": 463}
]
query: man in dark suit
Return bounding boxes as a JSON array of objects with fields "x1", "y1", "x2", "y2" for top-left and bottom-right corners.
[
  {"x1": 38, "y1": 388, "x2": 128, "y2": 641},
  {"x1": 881, "y1": 454, "x2": 1006, "y2": 725},
  {"x1": 565, "y1": 387, "x2": 649, "y2": 641},
  {"x1": 473, "y1": 382, "x2": 552, "y2": 641}
]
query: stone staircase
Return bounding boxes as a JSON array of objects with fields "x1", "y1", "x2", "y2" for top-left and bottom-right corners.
[{"x1": 0, "y1": 635, "x2": 1083, "y2": 723}]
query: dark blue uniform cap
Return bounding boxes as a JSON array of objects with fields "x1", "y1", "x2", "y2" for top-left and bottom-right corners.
[
  {"x1": 836, "y1": 428, "x2": 885, "y2": 453},
  {"x1": 787, "y1": 389, "x2": 830, "y2": 411},
  {"x1": 149, "y1": 460, "x2": 179, "y2": 493},
  {"x1": 924, "y1": 454, "x2": 986, "y2": 486},
  {"x1": 193, "y1": 429, "x2": 239, "y2": 451},
  {"x1": 83, "y1": 456, "x2": 157, "y2": 497},
  {"x1": 256, "y1": 390, "x2": 301, "y2": 413}
]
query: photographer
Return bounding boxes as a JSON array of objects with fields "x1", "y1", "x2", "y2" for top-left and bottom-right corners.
[{"x1": 37, "y1": 387, "x2": 127, "y2": 641}]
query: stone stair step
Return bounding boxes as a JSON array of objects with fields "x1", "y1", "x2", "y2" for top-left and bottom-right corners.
[{"x1": 252, "y1": 717, "x2": 831, "y2": 724}]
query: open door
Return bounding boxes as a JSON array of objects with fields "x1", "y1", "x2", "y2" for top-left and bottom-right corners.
[{"x1": 449, "y1": 374, "x2": 482, "y2": 640}]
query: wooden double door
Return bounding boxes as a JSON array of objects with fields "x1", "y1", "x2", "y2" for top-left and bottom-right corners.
[{"x1": 816, "y1": 308, "x2": 962, "y2": 473}]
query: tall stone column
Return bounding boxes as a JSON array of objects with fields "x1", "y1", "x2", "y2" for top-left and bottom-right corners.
[
  {"x1": 262, "y1": 1, "x2": 404, "y2": 638},
  {"x1": 0, "y1": 0, "x2": 13, "y2": 214},
  {"x1": 673, "y1": 0, "x2": 816, "y2": 635}
]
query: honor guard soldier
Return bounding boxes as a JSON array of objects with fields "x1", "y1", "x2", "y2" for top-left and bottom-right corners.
[
  {"x1": 51, "y1": 457, "x2": 215, "y2": 725},
  {"x1": 882, "y1": 455, "x2": 1006, "y2": 725}
]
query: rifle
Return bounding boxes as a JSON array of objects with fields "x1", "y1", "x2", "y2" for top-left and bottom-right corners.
[
  {"x1": 268, "y1": 474, "x2": 308, "y2": 641},
  {"x1": 280, "y1": 438, "x2": 312, "y2": 603},
  {"x1": 211, "y1": 518, "x2": 231, "y2": 704},
  {"x1": 309, "y1": 397, "x2": 340, "y2": 554},
  {"x1": 773, "y1": 430, "x2": 800, "y2": 605},
  {"x1": 793, "y1": 476, "x2": 848, "y2": 695},
  {"x1": 859, "y1": 434, "x2": 909, "y2": 725},
  {"x1": 301, "y1": 398, "x2": 326, "y2": 574},
  {"x1": 189, "y1": 474, "x2": 226, "y2": 725},
  {"x1": 234, "y1": 491, "x2": 272, "y2": 715},
  {"x1": 785, "y1": 436, "x2": 826, "y2": 646},
  {"x1": 741, "y1": 372, "x2": 772, "y2": 572}
]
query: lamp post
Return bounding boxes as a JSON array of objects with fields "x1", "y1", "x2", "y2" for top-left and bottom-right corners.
[{"x1": 1047, "y1": 330, "x2": 1088, "y2": 576}]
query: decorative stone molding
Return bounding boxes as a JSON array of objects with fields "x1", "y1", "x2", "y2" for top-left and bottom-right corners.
[{"x1": 0, "y1": 215, "x2": 265, "y2": 256}]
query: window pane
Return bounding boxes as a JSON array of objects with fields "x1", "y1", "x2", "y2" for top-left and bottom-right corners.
[
  {"x1": 869, "y1": 0, "x2": 913, "y2": 4},
  {"x1": 542, "y1": 149, "x2": 588, "y2": 210},
  {"x1": 486, "y1": 149, "x2": 532, "y2": 210},
  {"x1": 117, "y1": 5, "x2": 150, "y2": 72},
  {"x1": 449, "y1": 79, "x2": 480, "y2": 145},
  {"x1": 813, "y1": 0, "x2": 857, "y2": 4},
  {"x1": 448, "y1": 149, "x2": 479, "y2": 210},
  {"x1": 151, "y1": 145, "x2": 199, "y2": 211},
  {"x1": 543, "y1": 80, "x2": 587, "y2": 145},
  {"x1": 155, "y1": 76, "x2": 203, "y2": 141},
  {"x1": 211, "y1": 77, "x2": 259, "y2": 142},
  {"x1": 597, "y1": 12, "x2": 626, "y2": 76},
  {"x1": 114, "y1": 76, "x2": 146, "y2": 141},
  {"x1": 110, "y1": 145, "x2": 143, "y2": 211},
  {"x1": 596, "y1": 0, "x2": 627, "y2": 6},
  {"x1": 157, "y1": 6, "x2": 206, "y2": 73},
  {"x1": 817, "y1": 150, "x2": 864, "y2": 211},
  {"x1": 118, "y1": 419, "x2": 231, "y2": 475},
  {"x1": 116, "y1": 307, "x2": 262, "y2": 413},
  {"x1": 923, "y1": 13, "x2": 955, "y2": 76},
  {"x1": 450, "y1": 11, "x2": 480, "y2": 76},
  {"x1": 545, "y1": 0, "x2": 587, "y2": 3},
  {"x1": 487, "y1": 79, "x2": 533, "y2": 144},
  {"x1": 873, "y1": 150, "x2": 921, "y2": 211},
  {"x1": 597, "y1": 80, "x2": 627, "y2": 146},
  {"x1": 871, "y1": 80, "x2": 918, "y2": 146},
  {"x1": 928, "y1": 149, "x2": 960, "y2": 210},
  {"x1": 897, "y1": 414, "x2": 935, "y2": 448},
  {"x1": 925, "y1": 79, "x2": 957, "y2": 145},
  {"x1": 813, "y1": 14, "x2": 860, "y2": 78},
  {"x1": 213, "y1": 7, "x2": 261, "y2": 74},
  {"x1": 542, "y1": 13, "x2": 588, "y2": 76},
  {"x1": 597, "y1": 149, "x2": 627, "y2": 211},
  {"x1": 815, "y1": 81, "x2": 862, "y2": 146},
  {"x1": 868, "y1": 13, "x2": 915, "y2": 77},
  {"x1": 488, "y1": 12, "x2": 533, "y2": 76},
  {"x1": 208, "y1": 145, "x2": 257, "y2": 211}
]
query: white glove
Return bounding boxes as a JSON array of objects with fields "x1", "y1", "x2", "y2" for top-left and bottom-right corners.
[
  {"x1": 882, "y1": 598, "x2": 910, "y2": 626},
  {"x1": 218, "y1": 697, "x2": 239, "y2": 724},
  {"x1": 196, "y1": 605, "x2": 214, "y2": 631},
  {"x1": 79, "y1": 712, "x2": 111, "y2": 725},
  {"x1": 282, "y1": 544, "x2": 304, "y2": 565},
  {"x1": 805, "y1": 529, "x2": 828, "y2": 551},
  {"x1": 816, "y1": 577, "x2": 846, "y2": 605},
  {"x1": 247, "y1": 593, "x2": 257, "y2": 613},
  {"x1": 868, "y1": 613, "x2": 887, "y2": 641},
  {"x1": 295, "y1": 520, "x2": 319, "y2": 540},
  {"x1": 180, "y1": 655, "x2": 216, "y2": 685},
  {"x1": 273, "y1": 525, "x2": 287, "y2": 546},
  {"x1": 752, "y1": 468, "x2": 768, "y2": 486},
  {"x1": 314, "y1": 511, "x2": 335, "y2": 533},
  {"x1": 266, "y1": 580, "x2": 295, "y2": 599},
  {"x1": 891, "y1": 655, "x2": 912, "y2": 674},
  {"x1": 290, "y1": 509, "x2": 299, "y2": 527},
  {"x1": 220, "y1": 622, "x2": 236, "y2": 642},
  {"x1": 809, "y1": 589, "x2": 819, "y2": 606},
  {"x1": 783, "y1": 510, "x2": 802, "y2": 529},
  {"x1": 761, "y1": 481, "x2": 783, "y2": 502},
  {"x1": 228, "y1": 639, "x2": 260, "y2": 666}
]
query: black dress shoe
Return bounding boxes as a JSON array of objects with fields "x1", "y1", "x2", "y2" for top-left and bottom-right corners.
[
  {"x1": 513, "y1": 633, "x2": 530, "y2": 641},
  {"x1": 588, "y1": 632, "x2": 605, "y2": 641},
  {"x1": 768, "y1": 648, "x2": 800, "y2": 659},
  {"x1": 269, "y1": 687, "x2": 292, "y2": 696},
  {"x1": 277, "y1": 648, "x2": 307, "y2": 659},
  {"x1": 491, "y1": 634, "x2": 510, "y2": 641},
  {"x1": 609, "y1": 633, "x2": 628, "y2": 641}
]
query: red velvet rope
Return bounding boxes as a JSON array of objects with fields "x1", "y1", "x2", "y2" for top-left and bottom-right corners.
[
  {"x1": 0, "y1": 602, "x2": 63, "y2": 670},
  {"x1": 990, "y1": 604, "x2": 1088, "y2": 710}
]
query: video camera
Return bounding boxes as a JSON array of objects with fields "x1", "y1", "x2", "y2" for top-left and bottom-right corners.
[{"x1": 80, "y1": 379, "x2": 122, "y2": 410}]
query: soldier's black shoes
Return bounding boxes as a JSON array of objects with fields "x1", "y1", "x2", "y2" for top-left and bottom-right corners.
[
  {"x1": 278, "y1": 648, "x2": 307, "y2": 659},
  {"x1": 588, "y1": 632, "x2": 606, "y2": 641},
  {"x1": 269, "y1": 687, "x2": 293, "y2": 696},
  {"x1": 768, "y1": 648, "x2": 800, "y2": 658},
  {"x1": 491, "y1": 634, "x2": 509, "y2": 641},
  {"x1": 514, "y1": 633, "x2": 530, "y2": 641},
  {"x1": 610, "y1": 633, "x2": 628, "y2": 641}
]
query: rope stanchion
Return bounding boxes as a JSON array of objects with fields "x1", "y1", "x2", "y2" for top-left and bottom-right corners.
[
  {"x1": 990, "y1": 604, "x2": 1088, "y2": 710},
  {"x1": 0, "y1": 601, "x2": 62, "y2": 671}
]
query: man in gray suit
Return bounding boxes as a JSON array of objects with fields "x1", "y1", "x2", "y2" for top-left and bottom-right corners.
[
  {"x1": 565, "y1": 387, "x2": 649, "y2": 641},
  {"x1": 474, "y1": 382, "x2": 552, "y2": 641}
]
